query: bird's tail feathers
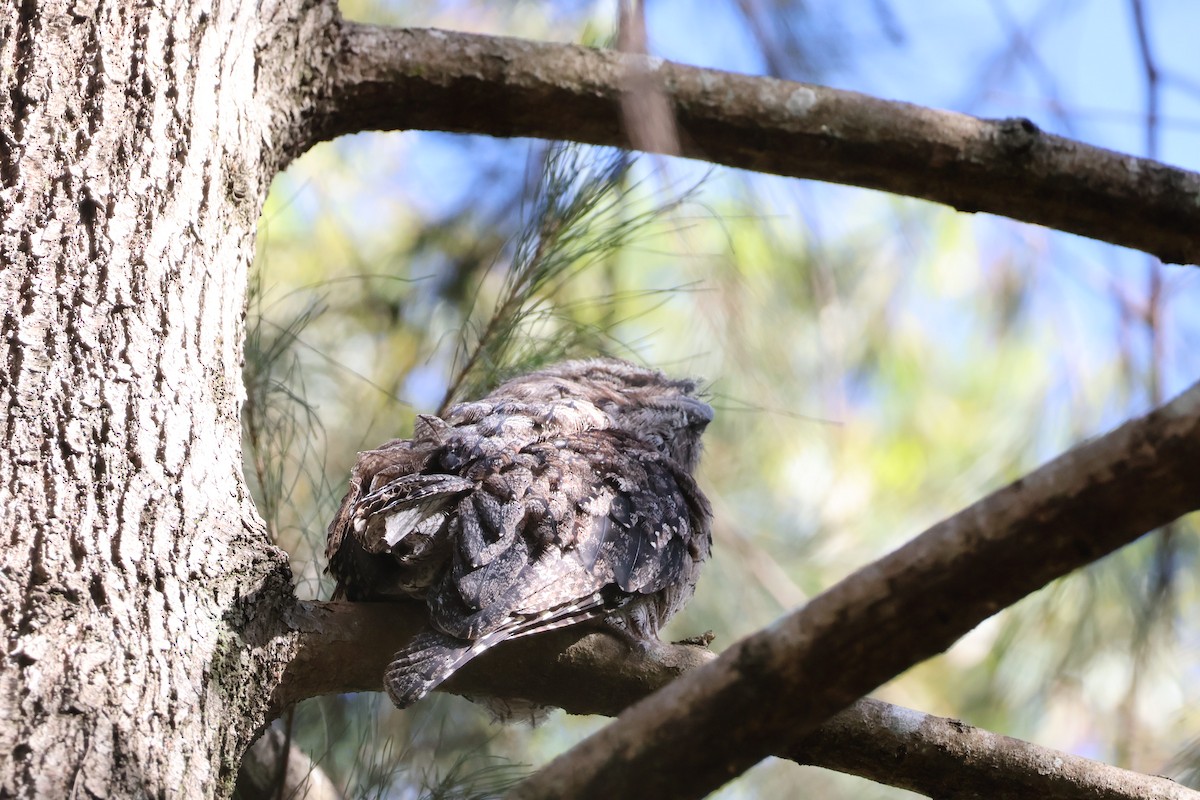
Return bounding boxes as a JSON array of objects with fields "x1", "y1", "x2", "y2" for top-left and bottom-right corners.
[
  {"x1": 384, "y1": 629, "x2": 507, "y2": 708},
  {"x1": 385, "y1": 594, "x2": 632, "y2": 709}
]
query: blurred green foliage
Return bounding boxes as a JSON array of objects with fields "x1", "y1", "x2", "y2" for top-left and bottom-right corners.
[{"x1": 242, "y1": 2, "x2": 1200, "y2": 797}]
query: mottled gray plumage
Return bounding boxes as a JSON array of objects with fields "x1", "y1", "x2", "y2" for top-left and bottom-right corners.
[{"x1": 325, "y1": 358, "x2": 713, "y2": 710}]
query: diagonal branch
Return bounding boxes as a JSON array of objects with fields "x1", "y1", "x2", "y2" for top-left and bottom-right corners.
[
  {"x1": 276, "y1": 603, "x2": 1197, "y2": 798},
  {"x1": 298, "y1": 22, "x2": 1200, "y2": 264},
  {"x1": 505, "y1": 380, "x2": 1200, "y2": 799},
  {"x1": 279, "y1": 375, "x2": 1200, "y2": 796}
]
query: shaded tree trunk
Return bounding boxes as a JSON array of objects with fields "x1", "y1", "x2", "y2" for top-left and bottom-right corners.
[{"x1": 0, "y1": 0, "x2": 315, "y2": 794}]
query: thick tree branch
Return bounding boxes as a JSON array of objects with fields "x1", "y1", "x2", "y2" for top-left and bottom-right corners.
[
  {"x1": 505, "y1": 381, "x2": 1200, "y2": 800},
  {"x1": 276, "y1": 602, "x2": 1196, "y2": 798},
  {"x1": 303, "y1": 22, "x2": 1200, "y2": 265},
  {"x1": 273, "y1": 600, "x2": 716, "y2": 716}
]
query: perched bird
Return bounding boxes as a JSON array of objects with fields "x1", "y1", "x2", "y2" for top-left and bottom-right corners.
[{"x1": 326, "y1": 358, "x2": 713, "y2": 710}]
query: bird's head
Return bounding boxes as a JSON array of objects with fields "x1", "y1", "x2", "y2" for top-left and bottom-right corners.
[{"x1": 501, "y1": 358, "x2": 713, "y2": 472}]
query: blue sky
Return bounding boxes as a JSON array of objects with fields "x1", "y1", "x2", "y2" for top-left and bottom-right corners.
[
  {"x1": 297, "y1": 0, "x2": 1200, "y2": 408},
  {"x1": 640, "y1": 0, "x2": 1200, "y2": 404},
  {"x1": 647, "y1": 0, "x2": 1200, "y2": 169}
]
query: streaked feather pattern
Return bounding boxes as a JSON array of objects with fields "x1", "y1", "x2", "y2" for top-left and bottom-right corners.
[{"x1": 326, "y1": 358, "x2": 713, "y2": 710}]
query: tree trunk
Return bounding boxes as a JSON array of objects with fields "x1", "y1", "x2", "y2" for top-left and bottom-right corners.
[{"x1": 0, "y1": 0, "x2": 312, "y2": 794}]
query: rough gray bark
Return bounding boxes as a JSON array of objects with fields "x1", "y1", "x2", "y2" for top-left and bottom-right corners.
[
  {"x1": 0, "y1": 0, "x2": 323, "y2": 795},
  {"x1": 2, "y1": 0, "x2": 1198, "y2": 797}
]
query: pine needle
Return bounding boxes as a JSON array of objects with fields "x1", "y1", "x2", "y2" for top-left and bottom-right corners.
[{"x1": 439, "y1": 143, "x2": 702, "y2": 413}]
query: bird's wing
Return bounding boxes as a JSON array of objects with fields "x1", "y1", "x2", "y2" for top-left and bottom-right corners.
[{"x1": 428, "y1": 430, "x2": 710, "y2": 642}]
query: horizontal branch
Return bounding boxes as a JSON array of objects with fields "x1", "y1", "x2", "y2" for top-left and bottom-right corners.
[
  {"x1": 507, "y1": 381, "x2": 1200, "y2": 800},
  {"x1": 276, "y1": 603, "x2": 1196, "y2": 799},
  {"x1": 792, "y1": 698, "x2": 1198, "y2": 800},
  {"x1": 273, "y1": 600, "x2": 715, "y2": 716},
  {"x1": 305, "y1": 23, "x2": 1200, "y2": 264}
]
